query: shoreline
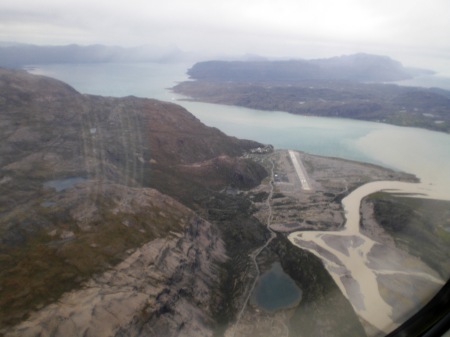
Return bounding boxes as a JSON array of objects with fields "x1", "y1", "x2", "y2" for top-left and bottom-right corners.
[
  {"x1": 172, "y1": 80, "x2": 450, "y2": 135},
  {"x1": 249, "y1": 261, "x2": 303, "y2": 313}
]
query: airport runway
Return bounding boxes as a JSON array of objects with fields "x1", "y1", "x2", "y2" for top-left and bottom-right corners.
[{"x1": 288, "y1": 150, "x2": 311, "y2": 191}]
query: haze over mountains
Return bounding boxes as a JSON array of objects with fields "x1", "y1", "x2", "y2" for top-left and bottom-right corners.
[
  {"x1": 0, "y1": 43, "x2": 185, "y2": 67},
  {"x1": 0, "y1": 43, "x2": 434, "y2": 82}
]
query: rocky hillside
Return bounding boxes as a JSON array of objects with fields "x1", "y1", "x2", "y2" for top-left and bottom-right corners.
[
  {"x1": 0, "y1": 68, "x2": 370, "y2": 337},
  {"x1": 0, "y1": 68, "x2": 267, "y2": 334}
]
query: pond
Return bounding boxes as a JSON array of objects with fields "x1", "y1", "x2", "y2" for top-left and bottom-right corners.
[
  {"x1": 43, "y1": 177, "x2": 86, "y2": 192},
  {"x1": 251, "y1": 262, "x2": 303, "y2": 312}
]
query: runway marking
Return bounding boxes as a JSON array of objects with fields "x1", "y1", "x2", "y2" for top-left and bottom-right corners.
[{"x1": 288, "y1": 150, "x2": 311, "y2": 191}]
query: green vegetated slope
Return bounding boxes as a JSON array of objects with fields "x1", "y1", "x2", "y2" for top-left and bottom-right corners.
[
  {"x1": 367, "y1": 192, "x2": 450, "y2": 279},
  {"x1": 272, "y1": 235, "x2": 367, "y2": 337},
  {"x1": 173, "y1": 55, "x2": 450, "y2": 133}
]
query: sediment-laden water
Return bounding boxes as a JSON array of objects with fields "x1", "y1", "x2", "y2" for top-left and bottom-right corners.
[{"x1": 288, "y1": 180, "x2": 448, "y2": 333}]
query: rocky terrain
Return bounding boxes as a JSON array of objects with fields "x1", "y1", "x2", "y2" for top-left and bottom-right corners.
[
  {"x1": 0, "y1": 67, "x2": 267, "y2": 335},
  {"x1": 172, "y1": 55, "x2": 450, "y2": 133},
  {"x1": 4, "y1": 216, "x2": 227, "y2": 337},
  {"x1": 0, "y1": 68, "x2": 375, "y2": 337},
  {"x1": 1, "y1": 68, "x2": 447, "y2": 337}
]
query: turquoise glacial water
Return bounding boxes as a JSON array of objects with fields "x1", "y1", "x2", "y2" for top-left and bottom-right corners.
[{"x1": 29, "y1": 63, "x2": 450, "y2": 191}]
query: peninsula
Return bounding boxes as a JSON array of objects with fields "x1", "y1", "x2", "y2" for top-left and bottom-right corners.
[{"x1": 172, "y1": 54, "x2": 450, "y2": 133}]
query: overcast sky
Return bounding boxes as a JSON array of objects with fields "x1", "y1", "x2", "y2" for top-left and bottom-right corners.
[{"x1": 1, "y1": 0, "x2": 449, "y2": 73}]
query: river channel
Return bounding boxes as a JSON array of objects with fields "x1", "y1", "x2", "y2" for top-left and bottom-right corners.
[{"x1": 289, "y1": 180, "x2": 449, "y2": 333}]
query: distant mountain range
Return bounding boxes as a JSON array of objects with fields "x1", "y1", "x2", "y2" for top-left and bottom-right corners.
[
  {"x1": 0, "y1": 43, "x2": 185, "y2": 67},
  {"x1": 187, "y1": 53, "x2": 434, "y2": 83}
]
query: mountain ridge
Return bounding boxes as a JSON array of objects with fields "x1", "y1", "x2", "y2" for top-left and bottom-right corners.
[
  {"x1": 0, "y1": 43, "x2": 185, "y2": 67},
  {"x1": 0, "y1": 67, "x2": 268, "y2": 332},
  {"x1": 186, "y1": 53, "x2": 433, "y2": 83}
]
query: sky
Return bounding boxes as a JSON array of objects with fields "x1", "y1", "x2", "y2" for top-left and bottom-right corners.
[{"x1": 1, "y1": 0, "x2": 449, "y2": 73}]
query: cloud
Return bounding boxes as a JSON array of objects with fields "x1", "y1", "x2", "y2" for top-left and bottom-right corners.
[{"x1": 1, "y1": 0, "x2": 449, "y2": 71}]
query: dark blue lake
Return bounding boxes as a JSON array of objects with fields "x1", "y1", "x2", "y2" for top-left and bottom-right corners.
[
  {"x1": 251, "y1": 262, "x2": 303, "y2": 312},
  {"x1": 44, "y1": 177, "x2": 86, "y2": 192}
]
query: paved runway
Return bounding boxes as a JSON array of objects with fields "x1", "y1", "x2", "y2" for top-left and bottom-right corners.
[{"x1": 288, "y1": 150, "x2": 311, "y2": 191}]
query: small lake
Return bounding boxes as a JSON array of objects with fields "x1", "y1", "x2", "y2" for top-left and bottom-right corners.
[
  {"x1": 43, "y1": 177, "x2": 86, "y2": 192},
  {"x1": 251, "y1": 262, "x2": 303, "y2": 312}
]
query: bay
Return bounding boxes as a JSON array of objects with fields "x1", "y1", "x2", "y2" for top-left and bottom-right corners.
[
  {"x1": 392, "y1": 75, "x2": 450, "y2": 91},
  {"x1": 28, "y1": 63, "x2": 450, "y2": 195},
  {"x1": 28, "y1": 62, "x2": 190, "y2": 100}
]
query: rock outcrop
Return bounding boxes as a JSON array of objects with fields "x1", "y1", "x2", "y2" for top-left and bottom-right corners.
[{"x1": 4, "y1": 217, "x2": 226, "y2": 337}]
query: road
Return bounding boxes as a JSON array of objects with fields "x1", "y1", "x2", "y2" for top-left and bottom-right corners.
[{"x1": 231, "y1": 160, "x2": 280, "y2": 337}]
